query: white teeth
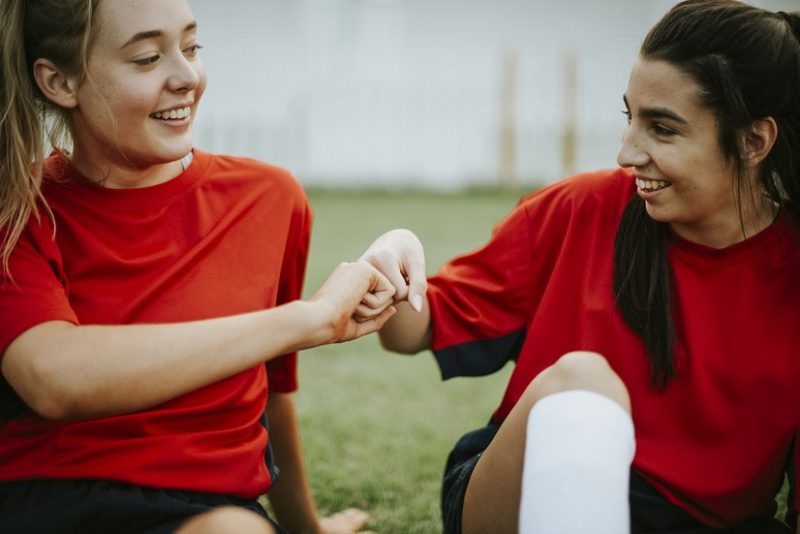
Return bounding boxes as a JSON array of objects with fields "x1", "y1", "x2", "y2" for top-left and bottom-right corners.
[
  {"x1": 636, "y1": 178, "x2": 671, "y2": 191},
  {"x1": 152, "y1": 106, "x2": 191, "y2": 120}
]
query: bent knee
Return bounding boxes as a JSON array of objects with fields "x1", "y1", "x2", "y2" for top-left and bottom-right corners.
[
  {"x1": 554, "y1": 350, "x2": 614, "y2": 379},
  {"x1": 176, "y1": 506, "x2": 275, "y2": 534},
  {"x1": 524, "y1": 351, "x2": 630, "y2": 414}
]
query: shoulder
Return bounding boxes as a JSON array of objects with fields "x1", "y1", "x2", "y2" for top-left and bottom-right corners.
[
  {"x1": 505, "y1": 168, "x2": 635, "y2": 246},
  {"x1": 519, "y1": 168, "x2": 634, "y2": 214},
  {"x1": 198, "y1": 150, "x2": 308, "y2": 205}
]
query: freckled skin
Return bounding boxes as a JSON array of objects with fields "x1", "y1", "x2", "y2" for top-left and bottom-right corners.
[{"x1": 68, "y1": 0, "x2": 207, "y2": 188}]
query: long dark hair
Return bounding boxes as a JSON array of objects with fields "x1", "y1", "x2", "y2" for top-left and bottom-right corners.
[{"x1": 613, "y1": 0, "x2": 800, "y2": 388}]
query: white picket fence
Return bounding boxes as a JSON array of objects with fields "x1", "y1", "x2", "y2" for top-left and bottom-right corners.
[{"x1": 193, "y1": 87, "x2": 623, "y2": 189}]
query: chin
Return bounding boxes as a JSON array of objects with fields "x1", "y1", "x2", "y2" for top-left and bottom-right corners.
[
  {"x1": 643, "y1": 204, "x2": 674, "y2": 224},
  {"x1": 154, "y1": 144, "x2": 194, "y2": 163}
]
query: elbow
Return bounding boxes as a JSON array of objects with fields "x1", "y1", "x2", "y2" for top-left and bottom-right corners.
[
  {"x1": 8, "y1": 357, "x2": 85, "y2": 422},
  {"x1": 2, "y1": 321, "x2": 93, "y2": 421},
  {"x1": 27, "y1": 394, "x2": 75, "y2": 422},
  {"x1": 378, "y1": 332, "x2": 427, "y2": 355},
  {"x1": 25, "y1": 378, "x2": 81, "y2": 422}
]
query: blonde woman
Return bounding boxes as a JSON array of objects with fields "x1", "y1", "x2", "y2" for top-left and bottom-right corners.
[{"x1": 0, "y1": 1, "x2": 403, "y2": 532}]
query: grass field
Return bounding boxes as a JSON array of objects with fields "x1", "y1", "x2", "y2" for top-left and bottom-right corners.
[{"x1": 292, "y1": 187, "x2": 527, "y2": 533}]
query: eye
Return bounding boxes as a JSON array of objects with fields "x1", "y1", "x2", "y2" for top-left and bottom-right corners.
[
  {"x1": 183, "y1": 44, "x2": 203, "y2": 57},
  {"x1": 621, "y1": 109, "x2": 632, "y2": 124},
  {"x1": 133, "y1": 55, "x2": 160, "y2": 66},
  {"x1": 653, "y1": 124, "x2": 676, "y2": 137}
]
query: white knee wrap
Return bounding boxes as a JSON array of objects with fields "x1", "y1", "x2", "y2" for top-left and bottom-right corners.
[{"x1": 518, "y1": 390, "x2": 635, "y2": 534}]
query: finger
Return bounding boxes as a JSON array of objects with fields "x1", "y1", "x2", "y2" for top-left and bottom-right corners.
[
  {"x1": 369, "y1": 251, "x2": 410, "y2": 302},
  {"x1": 359, "y1": 289, "x2": 393, "y2": 310},
  {"x1": 352, "y1": 313, "x2": 372, "y2": 324},
  {"x1": 403, "y1": 248, "x2": 427, "y2": 312},
  {"x1": 365, "y1": 262, "x2": 398, "y2": 301},
  {"x1": 354, "y1": 301, "x2": 391, "y2": 319},
  {"x1": 351, "y1": 306, "x2": 396, "y2": 338}
]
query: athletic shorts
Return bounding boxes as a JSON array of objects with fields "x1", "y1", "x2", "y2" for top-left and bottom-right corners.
[
  {"x1": 0, "y1": 478, "x2": 288, "y2": 534},
  {"x1": 441, "y1": 423, "x2": 793, "y2": 534}
]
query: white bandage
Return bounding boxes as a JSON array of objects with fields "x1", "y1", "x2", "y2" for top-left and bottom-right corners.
[{"x1": 518, "y1": 390, "x2": 635, "y2": 534}]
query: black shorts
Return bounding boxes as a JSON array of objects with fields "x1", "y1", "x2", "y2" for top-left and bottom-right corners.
[
  {"x1": 441, "y1": 423, "x2": 792, "y2": 534},
  {"x1": 0, "y1": 478, "x2": 288, "y2": 534}
]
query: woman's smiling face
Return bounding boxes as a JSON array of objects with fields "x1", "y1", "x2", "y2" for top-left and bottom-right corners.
[
  {"x1": 68, "y1": 0, "x2": 207, "y2": 183},
  {"x1": 617, "y1": 56, "x2": 750, "y2": 247}
]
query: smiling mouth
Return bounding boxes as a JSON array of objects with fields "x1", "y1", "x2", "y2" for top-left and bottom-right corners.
[
  {"x1": 150, "y1": 106, "x2": 191, "y2": 120},
  {"x1": 636, "y1": 177, "x2": 671, "y2": 193}
]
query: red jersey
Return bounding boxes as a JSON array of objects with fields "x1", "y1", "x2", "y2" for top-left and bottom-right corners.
[
  {"x1": 0, "y1": 149, "x2": 311, "y2": 498},
  {"x1": 427, "y1": 168, "x2": 800, "y2": 527}
]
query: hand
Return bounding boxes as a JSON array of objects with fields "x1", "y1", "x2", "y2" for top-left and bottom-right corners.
[
  {"x1": 309, "y1": 261, "x2": 396, "y2": 344},
  {"x1": 319, "y1": 508, "x2": 372, "y2": 534},
  {"x1": 359, "y1": 229, "x2": 427, "y2": 312}
]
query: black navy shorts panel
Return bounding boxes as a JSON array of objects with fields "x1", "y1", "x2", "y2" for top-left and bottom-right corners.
[
  {"x1": 0, "y1": 478, "x2": 288, "y2": 534},
  {"x1": 441, "y1": 422, "x2": 500, "y2": 534},
  {"x1": 441, "y1": 423, "x2": 791, "y2": 534}
]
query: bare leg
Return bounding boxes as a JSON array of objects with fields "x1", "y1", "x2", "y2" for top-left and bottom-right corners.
[
  {"x1": 175, "y1": 506, "x2": 277, "y2": 534},
  {"x1": 461, "y1": 351, "x2": 631, "y2": 534}
]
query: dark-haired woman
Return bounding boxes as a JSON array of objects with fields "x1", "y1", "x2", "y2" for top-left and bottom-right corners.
[{"x1": 366, "y1": 1, "x2": 800, "y2": 532}]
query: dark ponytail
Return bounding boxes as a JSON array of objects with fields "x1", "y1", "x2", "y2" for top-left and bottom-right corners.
[{"x1": 614, "y1": 198, "x2": 674, "y2": 388}]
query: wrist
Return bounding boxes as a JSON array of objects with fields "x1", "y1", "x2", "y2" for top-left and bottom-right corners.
[{"x1": 288, "y1": 299, "x2": 336, "y2": 349}]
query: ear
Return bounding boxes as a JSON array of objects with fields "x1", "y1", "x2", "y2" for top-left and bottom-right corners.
[
  {"x1": 32, "y1": 58, "x2": 80, "y2": 109},
  {"x1": 741, "y1": 117, "x2": 778, "y2": 168}
]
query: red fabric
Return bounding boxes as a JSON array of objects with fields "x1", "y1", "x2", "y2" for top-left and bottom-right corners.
[
  {"x1": 0, "y1": 149, "x2": 311, "y2": 497},
  {"x1": 427, "y1": 168, "x2": 800, "y2": 527}
]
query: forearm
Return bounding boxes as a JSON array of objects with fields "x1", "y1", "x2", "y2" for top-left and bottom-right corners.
[
  {"x1": 1, "y1": 300, "x2": 329, "y2": 421},
  {"x1": 265, "y1": 392, "x2": 321, "y2": 534},
  {"x1": 378, "y1": 299, "x2": 432, "y2": 354}
]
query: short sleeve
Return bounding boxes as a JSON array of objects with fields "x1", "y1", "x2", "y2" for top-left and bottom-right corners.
[
  {"x1": 266, "y1": 193, "x2": 312, "y2": 393},
  {"x1": 427, "y1": 201, "x2": 534, "y2": 379},
  {"x1": 0, "y1": 220, "x2": 78, "y2": 357}
]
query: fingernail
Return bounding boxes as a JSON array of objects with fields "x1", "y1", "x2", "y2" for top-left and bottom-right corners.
[{"x1": 411, "y1": 294, "x2": 423, "y2": 312}]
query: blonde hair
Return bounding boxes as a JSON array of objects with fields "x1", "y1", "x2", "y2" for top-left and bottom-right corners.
[{"x1": 0, "y1": 0, "x2": 98, "y2": 275}]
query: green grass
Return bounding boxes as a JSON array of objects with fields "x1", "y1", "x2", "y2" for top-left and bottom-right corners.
[{"x1": 293, "y1": 188, "x2": 526, "y2": 532}]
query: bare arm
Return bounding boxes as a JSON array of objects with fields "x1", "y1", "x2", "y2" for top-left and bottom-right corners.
[
  {"x1": 1, "y1": 261, "x2": 395, "y2": 421},
  {"x1": 265, "y1": 392, "x2": 370, "y2": 534},
  {"x1": 264, "y1": 391, "x2": 322, "y2": 534},
  {"x1": 377, "y1": 299, "x2": 432, "y2": 354}
]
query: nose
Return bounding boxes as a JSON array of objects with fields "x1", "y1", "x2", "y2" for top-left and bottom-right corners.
[
  {"x1": 616, "y1": 125, "x2": 649, "y2": 169},
  {"x1": 167, "y1": 53, "x2": 201, "y2": 94}
]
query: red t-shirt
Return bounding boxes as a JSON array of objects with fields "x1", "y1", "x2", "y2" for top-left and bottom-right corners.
[
  {"x1": 0, "y1": 150, "x2": 311, "y2": 498},
  {"x1": 427, "y1": 168, "x2": 800, "y2": 528}
]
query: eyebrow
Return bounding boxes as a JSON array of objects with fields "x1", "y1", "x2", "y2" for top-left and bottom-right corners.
[
  {"x1": 622, "y1": 95, "x2": 689, "y2": 125},
  {"x1": 121, "y1": 22, "x2": 197, "y2": 49}
]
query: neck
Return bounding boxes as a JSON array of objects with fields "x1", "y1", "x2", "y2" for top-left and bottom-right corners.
[
  {"x1": 670, "y1": 196, "x2": 778, "y2": 249},
  {"x1": 68, "y1": 150, "x2": 188, "y2": 189}
]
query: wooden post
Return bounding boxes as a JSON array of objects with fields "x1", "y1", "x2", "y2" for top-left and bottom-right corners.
[
  {"x1": 561, "y1": 49, "x2": 578, "y2": 178},
  {"x1": 498, "y1": 49, "x2": 518, "y2": 188}
]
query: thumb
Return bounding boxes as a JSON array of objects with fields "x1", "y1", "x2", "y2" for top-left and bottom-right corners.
[{"x1": 405, "y1": 253, "x2": 427, "y2": 312}]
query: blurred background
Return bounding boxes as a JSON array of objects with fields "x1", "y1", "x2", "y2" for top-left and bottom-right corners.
[{"x1": 191, "y1": 0, "x2": 797, "y2": 190}]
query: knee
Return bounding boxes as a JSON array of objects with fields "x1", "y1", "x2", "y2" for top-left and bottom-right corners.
[
  {"x1": 523, "y1": 351, "x2": 631, "y2": 414},
  {"x1": 176, "y1": 506, "x2": 275, "y2": 534}
]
